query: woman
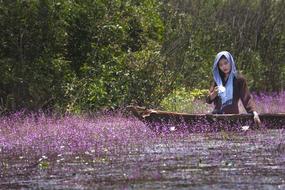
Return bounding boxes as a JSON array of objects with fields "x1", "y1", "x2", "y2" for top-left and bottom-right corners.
[{"x1": 206, "y1": 51, "x2": 261, "y2": 125}]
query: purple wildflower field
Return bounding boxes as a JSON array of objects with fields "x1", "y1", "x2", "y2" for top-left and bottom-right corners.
[
  {"x1": 0, "y1": 91, "x2": 284, "y2": 156},
  {"x1": 253, "y1": 91, "x2": 285, "y2": 113},
  {"x1": 0, "y1": 112, "x2": 157, "y2": 156},
  {"x1": 0, "y1": 92, "x2": 284, "y2": 189}
]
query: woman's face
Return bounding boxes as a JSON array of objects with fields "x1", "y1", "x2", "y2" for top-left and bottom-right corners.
[{"x1": 218, "y1": 58, "x2": 231, "y2": 75}]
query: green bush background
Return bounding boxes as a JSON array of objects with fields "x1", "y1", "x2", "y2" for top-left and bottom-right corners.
[{"x1": 0, "y1": 0, "x2": 284, "y2": 113}]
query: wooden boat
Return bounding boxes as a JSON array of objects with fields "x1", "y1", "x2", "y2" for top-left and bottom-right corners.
[{"x1": 127, "y1": 106, "x2": 285, "y2": 132}]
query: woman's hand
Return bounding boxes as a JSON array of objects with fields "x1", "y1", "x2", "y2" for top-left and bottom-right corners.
[
  {"x1": 253, "y1": 111, "x2": 261, "y2": 127},
  {"x1": 210, "y1": 86, "x2": 219, "y2": 100}
]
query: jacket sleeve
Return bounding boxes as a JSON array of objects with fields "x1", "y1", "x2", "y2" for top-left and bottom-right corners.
[{"x1": 239, "y1": 77, "x2": 255, "y2": 113}]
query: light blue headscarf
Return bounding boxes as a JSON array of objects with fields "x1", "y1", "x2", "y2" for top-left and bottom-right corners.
[{"x1": 213, "y1": 51, "x2": 237, "y2": 109}]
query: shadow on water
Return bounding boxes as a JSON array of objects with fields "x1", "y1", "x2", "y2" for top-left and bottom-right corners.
[{"x1": 1, "y1": 129, "x2": 285, "y2": 190}]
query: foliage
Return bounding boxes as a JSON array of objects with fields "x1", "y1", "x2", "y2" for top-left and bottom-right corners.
[
  {"x1": 0, "y1": 0, "x2": 285, "y2": 113},
  {"x1": 160, "y1": 88, "x2": 209, "y2": 113},
  {"x1": 162, "y1": 0, "x2": 285, "y2": 92},
  {"x1": 0, "y1": 0, "x2": 166, "y2": 113},
  {"x1": 0, "y1": 0, "x2": 73, "y2": 112}
]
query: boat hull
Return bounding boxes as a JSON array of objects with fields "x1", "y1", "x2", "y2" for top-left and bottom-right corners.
[{"x1": 127, "y1": 106, "x2": 285, "y2": 132}]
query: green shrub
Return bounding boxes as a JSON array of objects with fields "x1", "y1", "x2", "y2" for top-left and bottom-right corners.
[{"x1": 160, "y1": 88, "x2": 211, "y2": 113}]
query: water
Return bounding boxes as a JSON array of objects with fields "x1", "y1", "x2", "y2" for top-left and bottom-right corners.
[{"x1": 1, "y1": 129, "x2": 285, "y2": 190}]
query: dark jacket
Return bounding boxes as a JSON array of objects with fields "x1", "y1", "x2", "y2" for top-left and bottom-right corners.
[{"x1": 206, "y1": 75, "x2": 255, "y2": 114}]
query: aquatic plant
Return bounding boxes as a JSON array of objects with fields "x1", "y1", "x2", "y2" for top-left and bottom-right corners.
[
  {"x1": 252, "y1": 91, "x2": 285, "y2": 113},
  {"x1": 0, "y1": 112, "x2": 155, "y2": 156},
  {"x1": 0, "y1": 91, "x2": 284, "y2": 157}
]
